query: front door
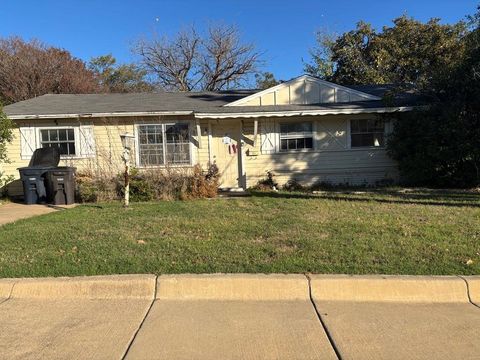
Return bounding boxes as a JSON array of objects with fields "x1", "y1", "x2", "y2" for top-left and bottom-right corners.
[{"x1": 211, "y1": 121, "x2": 242, "y2": 189}]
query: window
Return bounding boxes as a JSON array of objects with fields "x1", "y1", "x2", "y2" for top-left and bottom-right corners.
[
  {"x1": 138, "y1": 123, "x2": 190, "y2": 166},
  {"x1": 350, "y1": 119, "x2": 385, "y2": 148},
  {"x1": 40, "y1": 128, "x2": 76, "y2": 156},
  {"x1": 279, "y1": 122, "x2": 313, "y2": 152}
]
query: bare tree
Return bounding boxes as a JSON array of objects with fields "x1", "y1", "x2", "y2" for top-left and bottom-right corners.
[
  {"x1": 134, "y1": 24, "x2": 260, "y2": 91},
  {"x1": 0, "y1": 37, "x2": 101, "y2": 104}
]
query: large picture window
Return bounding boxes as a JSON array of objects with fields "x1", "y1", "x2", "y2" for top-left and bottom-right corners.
[
  {"x1": 279, "y1": 122, "x2": 313, "y2": 152},
  {"x1": 138, "y1": 123, "x2": 190, "y2": 166},
  {"x1": 350, "y1": 119, "x2": 385, "y2": 148},
  {"x1": 40, "y1": 128, "x2": 76, "y2": 156}
]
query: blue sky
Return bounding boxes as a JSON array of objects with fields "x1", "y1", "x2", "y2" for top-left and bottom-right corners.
[{"x1": 1, "y1": 0, "x2": 477, "y2": 83}]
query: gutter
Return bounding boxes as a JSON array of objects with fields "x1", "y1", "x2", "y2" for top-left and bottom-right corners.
[
  {"x1": 194, "y1": 106, "x2": 420, "y2": 119},
  {"x1": 6, "y1": 111, "x2": 195, "y2": 120},
  {"x1": 6, "y1": 106, "x2": 425, "y2": 121}
]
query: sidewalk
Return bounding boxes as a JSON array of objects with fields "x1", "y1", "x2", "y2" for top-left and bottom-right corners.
[
  {"x1": 0, "y1": 274, "x2": 479, "y2": 359},
  {"x1": 0, "y1": 202, "x2": 74, "y2": 226}
]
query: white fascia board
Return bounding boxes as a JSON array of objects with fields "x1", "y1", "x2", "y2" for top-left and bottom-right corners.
[
  {"x1": 195, "y1": 106, "x2": 418, "y2": 119},
  {"x1": 8, "y1": 110, "x2": 194, "y2": 120}
]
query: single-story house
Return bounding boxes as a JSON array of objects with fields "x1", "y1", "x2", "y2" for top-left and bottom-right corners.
[{"x1": 1, "y1": 75, "x2": 422, "y2": 196}]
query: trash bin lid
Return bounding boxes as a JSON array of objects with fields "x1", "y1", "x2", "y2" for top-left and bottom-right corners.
[
  {"x1": 28, "y1": 147, "x2": 60, "y2": 167},
  {"x1": 48, "y1": 167, "x2": 76, "y2": 175}
]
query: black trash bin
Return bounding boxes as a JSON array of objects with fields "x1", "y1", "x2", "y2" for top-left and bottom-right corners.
[
  {"x1": 18, "y1": 167, "x2": 50, "y2": 204},
  {"x1": 45, "y1": 167, "x2": 76, "y2": 205},
  {"x1": 18, "y1": 148, "x2": 60, "y2": 204}
]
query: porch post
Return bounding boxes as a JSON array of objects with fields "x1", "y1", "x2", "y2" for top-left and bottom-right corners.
[
  {"x1": 253, "y1": 119, "x2": 258, "y2": 147},
  {"x1": 196, "y1": 119, "x2": 202, "y2": 149},
  {"x1": 207, "y1": 120, "x2": 213, "y2": 164},
  {"x1": 238, "y1": 120, "x2": 247, "y2": 189}
]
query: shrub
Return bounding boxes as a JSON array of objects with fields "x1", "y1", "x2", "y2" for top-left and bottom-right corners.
[
  {"x1": 0, "y1": 173, "x2": 14, "y2": 198},
  {"x1": 282, "y1": 179, "x2": 306, "y2": 192},
  {"x1": 76, "y1": 172, "x2": 117, "y2": 203},
  {"x1": 116, "y1": 168, "x2": 155, "y2": 202},
  {"x1": 76, "y1": 179, "x2": 97, "y2": 203},
  {"x1": 188, "y1": 163, "x2": 220, "y2": 199},
  {"x1": 77, "y1": 164, "x2": 220, "y2": 203},
  {"x1": 310, "y1": 181, "x2": 337, "y2": 191},
  {"x1": 252, "y1": 170, "x2": 278, "y2": 191}
]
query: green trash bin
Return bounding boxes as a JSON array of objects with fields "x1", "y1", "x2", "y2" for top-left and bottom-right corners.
[{"x1": 45, "y1": 167, "x2": 76, "y2": 205}]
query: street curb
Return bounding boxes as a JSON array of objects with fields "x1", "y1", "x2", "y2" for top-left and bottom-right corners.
[
  {"x1": 157, "y1": 274, "x2": 310, "y2": 301},
  {"x1": 3, "y1": 274, "x2": 156, "y2": 300},
  {"x1": 1, "y1": 274, "x2": 478, "y2": 303},
  {"x1": 463, "y1": 276, "x2": 480, "y2": 306},
  {"x1": 0, "y1": 279, "x2": 16, "y2": 299},
  {"x1": 310, "y1": 275, "x2": 469, "y2": 303}
]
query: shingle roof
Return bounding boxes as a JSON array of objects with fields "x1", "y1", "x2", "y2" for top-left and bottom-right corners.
[
  {"x1": 3, "y1": 85, "x2": 423, "y2": 118},
  {"x1": 3, "y1": 90, "x2": 256, "y2": 116}
]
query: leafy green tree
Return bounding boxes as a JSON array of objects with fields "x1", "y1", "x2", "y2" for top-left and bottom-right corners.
[
  {"x1": 254, "y1": 72, "x2": 280, "y2": 89},
  {"x1": 0, "y1": 105, "x2": 13, "y2": 163},
  {"x1": 0, "y1": 105, "x2": 13, "y2": 189},
  {"x1": 306, "y1": 16, "x2": 467, "y2": 89},
  {"x1": 89, "y1": 54, "x2": 154, "y2": 93},
  {"x1": 304, "y1": 31, "x2": 336, "y2": 81},
  {"x1": 388, "y1": 10, "x2": 480, "y2": 187}
]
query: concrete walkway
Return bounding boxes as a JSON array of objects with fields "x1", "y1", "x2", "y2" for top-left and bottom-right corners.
[
  {"x1": 0, "y1": 274, "x2": 479, "y2": 359},
  {"x1": 0, "y1": 202, "x2": 74, "y2": 226}
]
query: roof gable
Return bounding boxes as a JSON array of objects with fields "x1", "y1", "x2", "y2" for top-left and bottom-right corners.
[{"x1": 225, "y1": 75, "x2": 381, "y2": 107}]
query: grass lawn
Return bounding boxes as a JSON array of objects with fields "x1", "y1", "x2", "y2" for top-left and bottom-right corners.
[{"x1": 0, "y1": 189, "x2": 479, "y2": 277}]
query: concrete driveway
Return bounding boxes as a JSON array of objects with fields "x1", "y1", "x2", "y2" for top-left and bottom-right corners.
[
  {"x1": 0, "y1": 202, "x2": 75, "y2": 226},
  {"x1": 0, "y1": 274, "x2": 479, "y2": 359}
]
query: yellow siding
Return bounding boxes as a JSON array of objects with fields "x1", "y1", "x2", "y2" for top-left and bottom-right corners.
[
  {"x1": 275, "y1": 87, "x2": 290, "y2": 104},
  {"x1": 289, "y1": 81, "x2": 304, "y2": 104},
  {"x1": 197, "y1": 119, "x2": 211, "y2": 166},
  {"x1": 242, "y1": 97, "x2": 261, "y2": 106},
  {"x1": 1, "y1": 113, "x2": 398, "y2": 196},
  {"x1": 260, "y1": 92, "x2": 275, "y2": 106},
  {"x1": 1, "y1": 115, "x2": 204, "y2": 196},
  {"x1": 305, "y1": 81, "x2": 320, "y2": 104},
  {"x1": 241, "y1": 115, "x2": 398, "y2": 188}
]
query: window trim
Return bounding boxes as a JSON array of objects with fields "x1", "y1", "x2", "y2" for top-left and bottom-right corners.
[
  {"x1": 135, "y1": 121, "x2": 194, "y2": 168},
  {"x1": 36, "y1": 126, "x2": 80, "y2": 159},
  {"x1": 276, "y1": 120, "x2": 315, "y2": 153},
  {"x1": 348, "y1": 118, "x2": 386, "y2": 149}
]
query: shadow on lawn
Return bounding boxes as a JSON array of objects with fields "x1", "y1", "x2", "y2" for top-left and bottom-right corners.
[{"x1": 250, "y1": 189, "x2": 480, "y2": 208}]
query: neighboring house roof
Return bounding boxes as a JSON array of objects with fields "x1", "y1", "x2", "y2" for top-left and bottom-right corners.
[{"x1": 4, "y1": 75, "x2": 424, "y2": 119}]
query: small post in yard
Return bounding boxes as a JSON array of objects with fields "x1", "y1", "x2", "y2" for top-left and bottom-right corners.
[{"x1": 120, "y1": 133, "x2": 135, "y2": 208}]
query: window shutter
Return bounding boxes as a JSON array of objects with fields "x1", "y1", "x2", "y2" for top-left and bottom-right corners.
[
  {"x1": 79, "y1": 123, "x2": 96, "y2": 158},
  {"x1": 260, "y1": 119, "x2": 276, "y2": 154},
  {"x1": 385, "y1": 119, "x2": 394, "y2": 135},
  {"x1": 316, "y1": 120, "x2": 347, "y2": 150},
  {"x1": 19, "y1": 126, "x2": 36, "y2": 160}
]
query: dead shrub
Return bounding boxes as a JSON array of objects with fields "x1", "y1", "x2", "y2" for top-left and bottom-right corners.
[
  {"x1": 188, "y1": 163, "x2": 220, "y2": 199},
  {"x1": 77, "y1": 164, "x2": 220, "y2": 203}
]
